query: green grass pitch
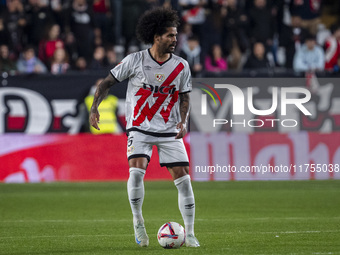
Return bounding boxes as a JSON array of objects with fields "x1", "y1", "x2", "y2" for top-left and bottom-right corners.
[{"x1": 1, "y1": 180, "x2": 340, "y2": 255}]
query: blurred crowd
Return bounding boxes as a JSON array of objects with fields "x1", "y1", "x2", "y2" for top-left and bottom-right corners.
[{"x1": 1, "y1": 0, "x2": 340, "y2": 76}]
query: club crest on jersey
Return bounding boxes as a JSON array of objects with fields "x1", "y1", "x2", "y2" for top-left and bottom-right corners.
[
  {"x1": 155, "y1": 74, "x2": 165, "y2": 82},
  {"x1": 127, "y1": 146, "x2": 134, "y2": 155}
]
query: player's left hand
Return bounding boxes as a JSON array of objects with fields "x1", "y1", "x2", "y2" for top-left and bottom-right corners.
[
  {"x1": 90, "y1": 107, "x2": 100, "y2": 130},
  {"x1": 175, "y1": 122, "x2": 187, "y2": 139}
]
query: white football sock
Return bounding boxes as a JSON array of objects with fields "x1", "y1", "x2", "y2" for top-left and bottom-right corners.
[
  {"x1": 174, "y1": 174, "x2": 195, "y2": 235},
  {"x1": 127, "y1": 167, "x2": 145, "y2": 223}
]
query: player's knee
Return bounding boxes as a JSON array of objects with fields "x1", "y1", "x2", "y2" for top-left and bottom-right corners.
[
  {"x1": 129, "y1": 158, "x2": 148, "y2": 170},
  {"x1": 168, "y1": 166, "x2": 189, "y2": 180},
  {"x1": 128, "y1": 167, "x2": 145, "y2": 185}
]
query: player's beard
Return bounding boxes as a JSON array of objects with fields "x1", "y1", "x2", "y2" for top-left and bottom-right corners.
[
  {"x1": 168, "y1": 43, "x2": 176, "y2": 53},
  {"x1": 162, "y1": 43, "x2": 176, "y2": 54}
]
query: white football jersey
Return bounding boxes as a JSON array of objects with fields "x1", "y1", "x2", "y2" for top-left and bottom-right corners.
[{"x1": 110, "y1": 49, "x2": 192, "y2": 136}]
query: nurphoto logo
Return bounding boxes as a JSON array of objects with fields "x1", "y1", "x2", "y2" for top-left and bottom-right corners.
[{"x1": 199, "y1": 83, "x2": 311, "y2": 129}]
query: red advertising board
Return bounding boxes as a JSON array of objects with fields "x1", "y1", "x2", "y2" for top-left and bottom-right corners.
[
  {"x1": 1, "y1": 132, "x2": 339, "y2": 182},
  {"x1": 0, "y1": 134, "x2": 173, "y2": 182},
  {"x1": 190, "y1": 132, "x2": 340, "y2": 181}
]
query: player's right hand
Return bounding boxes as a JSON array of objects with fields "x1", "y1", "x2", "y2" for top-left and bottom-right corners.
[
  {"x1": 90, "y1": 107, "x2": 100, "y2": 130},
  {"x1": 175, "y1": 122, "x2": 187, "y2": 139}
]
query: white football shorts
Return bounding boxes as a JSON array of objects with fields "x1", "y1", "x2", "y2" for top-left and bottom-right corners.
[{"x1": 127, "y1": 131, "x2": 189, "y2": 167}]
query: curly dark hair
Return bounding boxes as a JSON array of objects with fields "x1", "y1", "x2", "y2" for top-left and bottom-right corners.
[{"x1": 136, "y1": 7, "x2": 180, "y2": 45}]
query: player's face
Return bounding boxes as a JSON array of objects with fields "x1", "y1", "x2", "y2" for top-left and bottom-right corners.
[{"x1": 159, "y1": 27, "x2": 177, "y2": 54}]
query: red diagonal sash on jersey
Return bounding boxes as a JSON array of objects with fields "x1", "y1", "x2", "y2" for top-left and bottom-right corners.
[
  {"x1": 132, "y1": 62, "x2": 184, "y2": 126},
  {"x1": 160, "y1": 90, "x2": 179, "y2": 123}
]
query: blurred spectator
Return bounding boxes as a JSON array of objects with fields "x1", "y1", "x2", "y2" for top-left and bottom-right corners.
[
  {"x1": 0, "y1": 44, "x2": 17, "y2": 73},
  {"x1": 175, "y1": 22, "x2": 193, "y2": 55},
  {"x1": 179, "y1": 0, "x2": 207, "y2": 38},
  {"x1": 221, "y1": 0, "x2": 249, "y2": 70},
  {"x1": 316, "y1": 23, "x2": 331, "y2": 47},
  {"x1": 324, "y1": 24, "x2": 340, "y2": 72},
  {"x1": 0, "y1": 18, "x2": 11, "y2": 46},
  {"x1": 290, "y1": 0, "x2": 323, "y2": 35},
  {"x1": 280, "y1": 15, "x2": 309, "y2": 68},
  {"x1": 106, "y1": 46, "x2": 118, "y2": 67},
  {"x1": 38, "y1": 23, "x2": 64, "y2": 65},
  {"x1": 2, "y1": 0, "x2": 27, "y2": 56},
  {"x1": 272, "y1": 0, "x2": 285, "y2": 34},
  {"x1": 179, "y1": 35, "x2": 202, "y2": 77},
  {"x1": 293, "y1": 34, "x2": 325, "y2": 72},
  {"x1": 92, "y1": 0, "x2": 113, "y2": 44},
  {"x1": 65, "y1": 0, "x2": 95, "y2": 61},
  {"x1": 247, "y1": 0, "x2": 275, "y2": 48},
  {"x1": 64, "y1": 31, "x2": 79, "y2": 67},
  {"x1": 50, "y1": 48, "x2": 70, "y2": 74},
  {"x1": 50, "y1": 0, "x2": 64, "y2": 27},
  {"x1": 161, "y1": 0, "x2": 179, "y2": 10},
  {"x1": 93, "y1": 27, "x2": 103, "y2": 47},
  {"x1": 204, "y1": 44, "x2": 228, "y2": 73},
  {"x1": 244, "y1": 42, "x2": 270, "y2": 69},
  {"x1": 25, "y1": 0, "x2": 55, "y2": 46},
  {"x1": 122, "y1": 0, "x2": 144, "y2": 52},
  {"x1": 0, "y1": 0, "x2": 337, "y2": 77},
  {"x1": 126, "y1": 44, "x2": 140, "y2": 55},
  {"x1": 143, "y1": 0, "x2": 163, "y2": 9},
  {"x1": 16, "y1": 45, "x2": 48, "y2": 73},
  {"x1": 201, "y1": 1, "x2": 223, "y2": 54},
  {"x1": 246, "y1": 0, "x2": 285, "y2": 33},
  {"x1": 0, "y1": 0, "x2": 6, "y2": 13},
  {"x1": 89, "y1": 46, "x2": 107, "y2": 70},
  {"x1": 84, "y1": 78, "x2": 122, "y2": 134},
  {"x1": 74, "y1": 56, "x2": 87, "y2": 71}
]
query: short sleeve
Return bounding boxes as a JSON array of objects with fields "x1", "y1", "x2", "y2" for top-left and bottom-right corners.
[
  {"x1": 110, "y1": 54, "x2": 134, "y2": 82},
  {"x1": 179, "y1": 60, "x2": 192, "y2": 93}
]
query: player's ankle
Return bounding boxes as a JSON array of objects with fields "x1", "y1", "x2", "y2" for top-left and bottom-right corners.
[
  {"x1": 133, "y1": 215, "x2": 144, "y2": 225},
  {"x1": 185, "y1": 224, "x2": 194, "y2": 235}
]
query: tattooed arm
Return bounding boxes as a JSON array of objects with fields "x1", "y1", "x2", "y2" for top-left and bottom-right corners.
[
  {"x1": 89, "y1": 74, "x2": 117, "y2": 130},
  {"x1": 175, "y1": 92, "x2": 190, "y2": 139}
]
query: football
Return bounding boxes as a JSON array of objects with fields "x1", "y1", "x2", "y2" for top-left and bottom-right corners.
[{"x1": 157, "y1": 222, "x2": 186, "y2": 249}]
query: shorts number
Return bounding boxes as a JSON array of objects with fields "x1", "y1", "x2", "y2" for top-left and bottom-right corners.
[{"x1": 128, "y1": 136, "x2": 133, "y2": 147}]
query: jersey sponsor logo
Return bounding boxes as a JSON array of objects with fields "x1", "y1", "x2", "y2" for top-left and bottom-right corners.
[
  {"x1": 133, "y1": 63, "x2": 184, "y2": 126},
  {"x1": 142, "y1": 83, "x2": 176, "y2": 95},
  {"x1": 155, "y1": 74, "x2": 165, "y2": 82}
]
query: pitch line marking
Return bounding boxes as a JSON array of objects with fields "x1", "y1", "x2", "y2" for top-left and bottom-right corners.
[
  {"x1": 206, "y1": 230, "x2": 340, "y2": 234},
  {"x1": 1, "y1": 216, "x2": 340, "y2": 223},
  {"x1": 0, "y1": 219, "x2": 131, "y2": 223},
  {"x1": 195, "y1": 217, "x2": 340, "y2": 221},
  {"x1": 0, "y1": 234, "x2": 133, "y2": 240},
  {"x1": 262, "y1": 230, "x2": 340, "y2": 234},
  {"x1": 1, "y1": 231, "x2": 338, "y2": 241}
]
